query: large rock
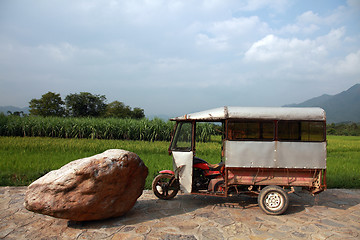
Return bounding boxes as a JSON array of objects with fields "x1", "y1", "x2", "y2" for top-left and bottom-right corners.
[{"x1": 24, "y1": 149, "x2": 148, "y2": 221}]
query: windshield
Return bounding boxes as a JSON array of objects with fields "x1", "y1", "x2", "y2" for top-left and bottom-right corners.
[{"x1": 170, "y1": 122, "x2": 193, "y2": 152}]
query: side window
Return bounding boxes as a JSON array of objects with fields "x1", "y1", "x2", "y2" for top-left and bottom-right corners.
[
  {"x1": 301, "y1": 121, "x2": 325, "y2": 141},
  {"x1": 170, "y1": 122, "x2": 193, "y2": 151},
  {"x1": 278, "y1": 121, "x2": 301, "y2": 140},
  {"x1": 228, "y1": 121, "x2": 274, "y2": 141},
  {"x1": 278, "y1": 121, "x2": 325, "y2": 142},
  {"x1": 262, "y1": 122, "x2": 275, "y2": 139}
]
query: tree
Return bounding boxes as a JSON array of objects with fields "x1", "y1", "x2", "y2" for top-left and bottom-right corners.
[
  {"x1": 65, "y1": 92, "x2": 107, "y2": 117},
  {"x1": 104, "y1": 101, "x2": 131, "y2": 118},
  {"x1": 7, "y1": 111, "x2": 25, "y2": 117},
  {"x1": 132, "y1": 107, "x2": 145, "y2": 119},
  {"x1": 104, "y1": 101, "x2": 145, "y2": 119},
  {"x1": 29, "y1": 92, "x2": 65, "y2": 117}
]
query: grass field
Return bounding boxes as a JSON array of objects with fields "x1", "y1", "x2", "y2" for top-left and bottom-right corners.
[
  {"x1": 326, "y1": 136, "x2": 360, "y2": 188},
  {"x1": 0, "y1": 136, "x2": 359, "y2": 189}
]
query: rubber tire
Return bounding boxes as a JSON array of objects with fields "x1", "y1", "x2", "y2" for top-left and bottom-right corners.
[
  {"x1": 213, "y1": 180, "x2": 225, "y2": 193},
  {"x1": 258, "y1": 185, "x2": 289, "y2": 215},
  {"x1": 152, "y1": 174, "x2": 179, "y2": 200}
]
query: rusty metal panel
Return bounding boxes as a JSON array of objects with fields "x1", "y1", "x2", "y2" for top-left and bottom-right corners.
[
  {"x1": 224, "y1": 140, "x2": 326, "y2": 169},
  {"x1": 226, "y1": 168, "x2": 321, "y2": 187},
  {"x1": 225, "y1": 141, "x2": 275, "y2": 168},
  {"x1": 277, "y1": 142, "x2": 326, "y2": 169}
]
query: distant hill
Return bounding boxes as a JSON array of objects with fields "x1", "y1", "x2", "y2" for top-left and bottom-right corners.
[
  {"x1": 284, "y1": 84, "x2": 360, "y2": 123},
  {"x1": 0, "y1": 106, "x2": 29, "y2": 115}
]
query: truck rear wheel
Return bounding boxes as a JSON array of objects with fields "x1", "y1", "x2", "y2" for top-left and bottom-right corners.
[{"x1": 258, "y1": 185, "x2": 289, "y2": 215}]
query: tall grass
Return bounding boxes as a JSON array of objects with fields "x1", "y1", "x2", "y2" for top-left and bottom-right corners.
[
  {"x1": 0, "y1": 115, "x2": 174, "y2": 141},
  {"x1": 0, "y1": 115, "x2": 216, "y2": 142}
]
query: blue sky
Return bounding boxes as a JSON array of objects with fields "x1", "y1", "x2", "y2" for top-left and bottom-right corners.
[{"x1": 0, "y1": 0, "x2": 359, "y2": 117}]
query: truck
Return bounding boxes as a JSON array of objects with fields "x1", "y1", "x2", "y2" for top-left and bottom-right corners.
[{"x1": 152, "y1": 107, "x2": 327, "y2": 215}]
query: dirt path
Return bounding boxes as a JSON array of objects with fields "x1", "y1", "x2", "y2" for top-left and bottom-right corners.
[{"x1": 1, "y1": 187, "x2": 360, "y2": 239}]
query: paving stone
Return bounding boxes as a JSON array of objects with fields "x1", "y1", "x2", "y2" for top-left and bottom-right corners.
[
  {"x1": 0, "y1": 227, "x2": 14, "y2": 239},
  {"x1": 214, "y1": 217, "x2": 234, "y2": 226},
  {"x1": 320, "y1": 219, "x2": 345, "y2": 228},
  {"x1": 223, "y1": 222, "x2": 252, "y2": 237},
  {"x1": 111, "y1": 232, "x2": 144, "y2": 240},
  {"x1": 162, "y1": 234, "x2": 197, "y2": 240},
  {"x1": 173, "y1": 221, "x2": 199, "y2": 231},
  {"x1": 267, "y1": 229, "x2": 292, "y2": 239},
  {"x1": 0, "y1": 188, "x2": 360, "y2": 239},
  {"x1": 201, "y1": 228, "x2": 224, "y2": 240},
  {"x1": 291, "y1": 231, "x2": 308, "y2": 238},
  {"x1": 314, "y1": 223, "x2": 328, "y2": 229},
  {"x1": 278, "y1": 224, "x2": 294, "y2": 232},
  {"x1": 299, "y1": 224, "x2": 317, "y2": 233},
  {"x1": 135, "y1": 225, "x2": 151, "y2": 234}
]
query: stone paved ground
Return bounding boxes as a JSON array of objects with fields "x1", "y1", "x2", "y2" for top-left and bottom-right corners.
[{"x1": 1, "y1": 187, "x2": 360, "y2": 240}]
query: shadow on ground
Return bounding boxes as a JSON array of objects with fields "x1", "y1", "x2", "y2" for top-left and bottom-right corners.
[{"x1": 69, "y1": 189, "x2": 360, "y2": 229}]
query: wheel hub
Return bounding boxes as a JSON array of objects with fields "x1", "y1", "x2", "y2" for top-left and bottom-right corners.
[{"x1": 265, "y1": 192, "x2": 282, "y2": 210}]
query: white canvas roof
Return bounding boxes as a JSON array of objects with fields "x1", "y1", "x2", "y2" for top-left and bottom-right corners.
[{"x1": 171, "y1": 106, "x2": 326, "y2": 121}]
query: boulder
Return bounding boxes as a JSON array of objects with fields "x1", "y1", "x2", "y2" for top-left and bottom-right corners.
[{"x1": 24, "y1": 149, "x2": 148, "y2": 221}]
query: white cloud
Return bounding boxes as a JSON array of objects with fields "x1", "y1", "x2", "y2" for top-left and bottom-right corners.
[
  {"x1": 241, "y1": 27, "x2": 356, "y2": 91},
  {"x1": 38, "y1": 43, "x2": 76, "y2": 61},
  {"x1": 154, "y1": 58, "x2": 189, "y2": 72},
  {"x1": 278, "y1": 7, "x2": 348, "y2": 36},
  {"x1": 279, "y1": 23, "x2": 319, "y2": 35},
  {"x1": 297, "y1": 11, "x2": 323, "y2": 25},
  {"x1": 245, "y1": 27, "x2": 346, "y2": 63},
  {"x1": 35, "y1": 43, "x2": 105, "y2": 65},
  {"x1": 201, "y1": 0, "x2": 225, "y2": 10},
  {"x1": 196, "y1": 33, "x2": 229, "y2": 51},
  {"x1": 336, "y1": 50, "x2": 360, "y2": 75},
  {"x1": 211, "y1": 16, "x2": 269, "y2": 37},
  {"x1": 195, "y1": 16, "x2": 270, "y2": 51},
  {"x1": 244, "y1": 35, "x2": 319, "y2": 62},
  {"x1": 236, "y1": 0, "x2": 289, "y2": 12},
  {"x1": 0, "y1": 0, "x2": 359, "y2": 115},
  {"x1": 315, "y1": 27, "x2": 346, "y2": 48}
]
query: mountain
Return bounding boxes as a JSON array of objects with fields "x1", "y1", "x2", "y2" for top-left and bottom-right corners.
[
  {"x1": 0, "y1": 106, "x2": 29, "y2": 115},
  {"x1": 284, "y1": 84, "x2": 360, "y2": 123}
]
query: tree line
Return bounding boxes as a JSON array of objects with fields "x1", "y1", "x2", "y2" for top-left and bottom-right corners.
[
  {"x1": 327, "y1": 122, "x2": 360, "y2": 136},
  {"x1": 28, "y1": 92, "x2": 145, "y2": 119}
]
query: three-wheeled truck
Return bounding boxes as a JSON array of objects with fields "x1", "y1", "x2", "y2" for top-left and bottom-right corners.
[{"x1": 152, "y1": 107, "x2": 327, "y2": 215}]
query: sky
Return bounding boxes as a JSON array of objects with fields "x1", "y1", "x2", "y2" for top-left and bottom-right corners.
[{"x1": 0, "y1": 0, "x2": 359, "y2": 118}]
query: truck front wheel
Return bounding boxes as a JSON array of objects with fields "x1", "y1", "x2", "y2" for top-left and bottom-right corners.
[
  {"x1": 258, "y1": 185, "x2": 289, "y2": 215},
  {"x1": 152, "y1": 174, "x2": 179, "y2": 200}
]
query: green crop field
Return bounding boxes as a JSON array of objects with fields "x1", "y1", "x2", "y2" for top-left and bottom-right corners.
[
  {"x1": 0, "y1": 136, "x2": 221, "y2": 189},
  {"x1": 0, "y1": 135, "x2": 359, "y2": 189},
  {"x1": 0, "y1": 115, "x2": 216, "y2": 142},
  {"x1": 326, "y1": 136, "x2": 360, "y2": 188}
]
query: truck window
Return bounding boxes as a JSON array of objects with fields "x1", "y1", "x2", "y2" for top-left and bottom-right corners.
[
  {"x1": 228, "y1": 121, "x2": 274, "y2": 141},
  {"x1": 301, "y1": 121, "x2": 325, "y2": 141},
  {"x1": 278, "y1": 121, "x2": 325, "y2": 142},
  {"x1": 278, "y1": 121, "x2": 301, "y2": 140},
  {"x1": 170, "y1": 122, "x2": 193, "y2": 151}
]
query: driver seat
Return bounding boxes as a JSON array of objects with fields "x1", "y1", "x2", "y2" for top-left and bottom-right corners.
[{"x1": 193, "y1": 157, "x2": 224, "y2": 171}]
